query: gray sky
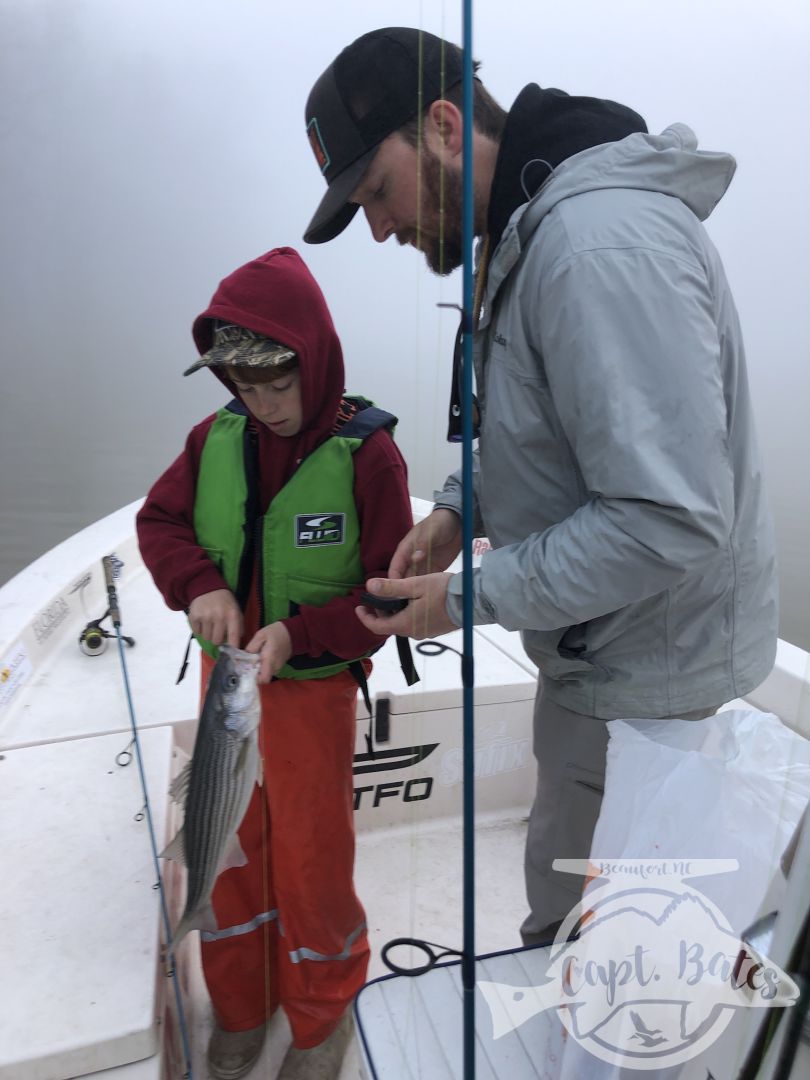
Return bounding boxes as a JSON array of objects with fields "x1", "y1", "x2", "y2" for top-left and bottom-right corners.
[{"x1": 1, "y1": 0, "x2": 808, "y2": 649}]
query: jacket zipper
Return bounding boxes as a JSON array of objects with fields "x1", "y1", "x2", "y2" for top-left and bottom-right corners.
[{"x1": 255, "y1": 516, "x2": 266, "y2": 628}]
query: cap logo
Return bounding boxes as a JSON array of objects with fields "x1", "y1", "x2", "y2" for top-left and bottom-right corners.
[{"x1": 307, "y1": 118, "x2": 331, "y2": 175}]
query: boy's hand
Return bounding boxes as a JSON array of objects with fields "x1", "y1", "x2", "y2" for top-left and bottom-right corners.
[
  {"x1": 389, "y1": 509, "x2": 462, "y2": 579},
  {"x1": 355, "y1": 573, "x2": 457, "y2": 639},
  {"x1": 245, "y1": 622, "x2": 293, "y2": 684},
  {"x1": 188, "y1": 589, "x2": 242, "y2": 648}
]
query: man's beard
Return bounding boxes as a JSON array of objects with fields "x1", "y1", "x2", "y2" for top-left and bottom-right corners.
[{"x1": 398, "y1": 146, "x2": 464, "y2": 276}]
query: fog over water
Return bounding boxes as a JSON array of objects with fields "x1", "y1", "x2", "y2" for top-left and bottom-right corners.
[{"x1": 2, "y1": 0, "x2": 808, "y2": 651}]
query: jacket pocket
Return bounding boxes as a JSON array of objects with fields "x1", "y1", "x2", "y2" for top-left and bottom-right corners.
[
  {"x1": 555, "y1": 624, "x2": 613, "y2": 682},
  {"x1": 557, "y1": 623, "x2": 589, "y2": 661}
]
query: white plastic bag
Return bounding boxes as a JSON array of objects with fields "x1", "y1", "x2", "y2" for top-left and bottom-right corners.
[
  {"x1": 549, "y1": 709, "x2": 809, "y2": 1079},
  {"x1": 589, "y1": 708, "x2": 810, "y2": 933}
]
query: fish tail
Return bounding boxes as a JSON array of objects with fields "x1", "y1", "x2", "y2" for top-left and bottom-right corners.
[{"x1": 169, "y1": 902, "x2": 218, "y2": 949}]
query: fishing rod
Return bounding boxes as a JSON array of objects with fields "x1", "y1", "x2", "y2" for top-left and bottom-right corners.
[
  {"x1": 102, "y1": 555, "x2": 195, "y2": 1080},
  {"x1": 459, "y1": 1, "x2": 477, "y2": 1075}
]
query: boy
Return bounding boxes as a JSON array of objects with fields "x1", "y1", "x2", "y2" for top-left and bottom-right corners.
[{"x1": 136, "y1": 247, "x2": 412, "y2": 1079}]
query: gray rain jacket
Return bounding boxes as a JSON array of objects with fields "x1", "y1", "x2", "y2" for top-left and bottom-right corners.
[{"x1": 442, "y1": 122, "x2": 778, "y2": 718}]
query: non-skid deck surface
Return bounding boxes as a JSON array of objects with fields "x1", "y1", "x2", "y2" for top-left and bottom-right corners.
[
  {"x1": 0, "y1": 727, "x2": 176, "y2": 1080},
  {"x1": 355, "y1": 946, "x2": 566, "y2": 1079}
]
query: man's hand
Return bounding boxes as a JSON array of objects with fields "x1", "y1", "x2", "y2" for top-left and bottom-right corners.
[
  {"x1": 389, "y1": 508, "x2": 462, "y2": 579},
  {"x1": 245, "y1": 622, "x2": 293, "y2": 684},
  {"x1": 188, "y1": 589, "x2": 242, "y2": 648},
  {"x1": 355, "y1": 573, "x2": 456, "y2": 640}
]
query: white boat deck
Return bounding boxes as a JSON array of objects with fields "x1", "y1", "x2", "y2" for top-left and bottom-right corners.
[
  {"x1": 0, "y1": 727, "x2": 176, "y2": 1080},
  {"x1": 1, "y1": 498, "x2": 808, "y2": 1080}
]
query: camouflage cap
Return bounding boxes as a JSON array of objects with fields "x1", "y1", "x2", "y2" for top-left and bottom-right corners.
[{"x1": 183, "y1": 323, "x2": 296, "y2": 376}]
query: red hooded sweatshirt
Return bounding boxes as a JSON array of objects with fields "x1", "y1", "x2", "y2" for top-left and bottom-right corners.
[{"x1": 136, "y1": 248, "x2": 412, "y2": 660}]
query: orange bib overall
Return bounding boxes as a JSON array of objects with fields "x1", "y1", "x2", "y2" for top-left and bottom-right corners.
[{"x1": 197, "y1": 651, "x2": 370, "y2": 1048}]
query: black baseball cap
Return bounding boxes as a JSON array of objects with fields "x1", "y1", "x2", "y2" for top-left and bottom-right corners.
[{"x1": 304, "y1": 27, "x2": 464, "y2": 245}]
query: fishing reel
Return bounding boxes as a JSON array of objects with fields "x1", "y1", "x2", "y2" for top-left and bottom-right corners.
[{"x1": 79, "y1": 610, "x2": 135, "y2": 656}]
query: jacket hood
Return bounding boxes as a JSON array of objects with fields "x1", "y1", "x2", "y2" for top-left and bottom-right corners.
[
  {"x1": 192, "y1": 247, "x2": 345, "y2": 447},
  {"x1": 487, "y1": 84, "x2": 648, "y2": 247},
  {"x1": 523, "y1": 121, "x2": 737, "y2": 231}
]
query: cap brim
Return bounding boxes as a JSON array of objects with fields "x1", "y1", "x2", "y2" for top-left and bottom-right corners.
[
  {"x1": 303, "y1": 147, "x2": 377, "y2": 244},
  {"x1": 183, "y1": 342, "x2": 296, "y2": 377},
  {"x1": 183, "y1": 356, "x2": 212, "y2": 376}
]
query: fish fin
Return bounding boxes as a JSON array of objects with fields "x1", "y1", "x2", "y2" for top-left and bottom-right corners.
[
  {"x1": 198, "y1": 901, "x2": 219, "y2": 934},
  {"x1": 159, "y1": 827, "x2": 186, "y2": 865},
  {"x1": 234, "y1": 730, "x2": 262, "y2": 790},
  {"x1": 235, "y1": 736, "x2": 253, "y2": 775},
  {"x1": 171, "y1": 902, "x2": 218, "y2": 947},
  {"x1": 168, "y1": 761, "x2": 192, "y2": 805},
  {"x1": 220, "y1": 834, "x2": 249, "y2": 872}
]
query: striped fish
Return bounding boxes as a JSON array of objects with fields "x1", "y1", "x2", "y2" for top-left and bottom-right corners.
[{"x1": 161, "y1": 644, "x2": 261, "y2": 946}]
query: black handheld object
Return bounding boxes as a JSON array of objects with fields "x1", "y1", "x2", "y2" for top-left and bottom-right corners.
[{"x1": 360, "y1": 591, "x2": 408, "y2": 614}]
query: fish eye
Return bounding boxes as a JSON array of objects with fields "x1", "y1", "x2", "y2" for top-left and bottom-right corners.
[{"x1": 226, "y1": 674, "x2": 239, "y2": 689}]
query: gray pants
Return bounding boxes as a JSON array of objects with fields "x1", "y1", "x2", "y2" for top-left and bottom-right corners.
[{"x1": 520, "y1": 689, "x2": 718, "y2": 946}]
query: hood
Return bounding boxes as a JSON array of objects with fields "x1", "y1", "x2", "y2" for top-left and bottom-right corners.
[
  {"x1": 522, "y1": 121, "x2": 737, "y2": 231},
  {"x1": 192, "y1": 247, "x2": 345, "y2": 452},
  {"x1": 487, "y1": 84, "x2": 648, "y2": 247}
]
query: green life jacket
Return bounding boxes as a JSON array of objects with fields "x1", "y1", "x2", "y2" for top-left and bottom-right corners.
[{"x1": 193, "y1": 397, "x2": 396, "y2": 681}]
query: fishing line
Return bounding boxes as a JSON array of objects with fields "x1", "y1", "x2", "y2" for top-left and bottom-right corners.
[
  {"x1": 357, "y1": 14, "x2": 465, "y2": 1067},
  {"x1": 383, "y1": 14, "x2": 464, "y2": 1069},
  {"x1": 374, "y1": 642, "x2": 470, "y2": 980},
  {"x1": 103, "y1": 555, "x2": 195, "y2": 1080},
  {"x1": 374, "y1": 7, "x2": 479, "y2": 1078}
]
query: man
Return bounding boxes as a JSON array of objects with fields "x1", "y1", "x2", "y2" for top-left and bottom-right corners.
[{"x1": 303, "y1": 27, "x2": 778, "y2": 943}]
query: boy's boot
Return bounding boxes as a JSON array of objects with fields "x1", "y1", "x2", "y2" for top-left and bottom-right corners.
[
  {"x1": 276, "y1": 1011, "x2": 353, "y2": 1080},
  {"x1": 207, "y1": 1021, "x2": 267, "y2": 1080}
]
